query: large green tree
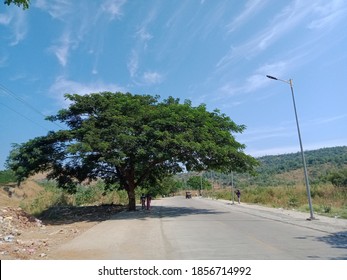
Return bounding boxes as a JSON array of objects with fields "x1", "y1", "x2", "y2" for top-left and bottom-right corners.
[{"x1": 7, "y1": 92, "x2": 257, "y2": 210}]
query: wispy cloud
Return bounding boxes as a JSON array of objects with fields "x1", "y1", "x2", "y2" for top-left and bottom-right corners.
[
  {"x1": 48, "y1": 32, "x2": 75, "y2": 67},
  {"x1": 219, "y1": 0, "x2": 347, "y2": 72},
  {"x1": 34, "y1": 0, "x2": 73, "y2": 21},
  {"x1": 217, "y1": 59, "x2": 293, "y2": 100},
  {"x1": 226, "y1": 0, "x2": 267, "y2": 32},
  {"x1": 0, "y1": 8, "x2": 28, "y2": 45},
  {"x1": 241, "y1": 112, "x2": 347, "y2": 157},
  {"x1": 127, "y1": 50, "x2": 138, "y2": 78},
  {"x1": 305, "y1": 114, "x2": 347, "y2": 126},
  {"x1": 0, "y1": 55, "x2": 8, "y2": 67},
  {"x1": 11, "y1": 11, "x2": 27, "y2": 46},
  {"x1": 101, "y1": 0, "x2": 127, "y2": 20},
  {"x1": 0, "y1": 13, "x2": 11, "y2": 25},
  {"x1": 308, "y1": 0, "x2": 347, "y2": 30},
  {"x1": 35, "y1": 0, "x2": 127, "y2": 23},
  {"x1": 143, "y1": 71, "x2": 163, "y2": 85},
  {"x1": 40, "y1": 0, "x2": 127, "y2": 68},
  {"x1": 217, "y1": 1, "x2": 329, "y2": 71},
  {"x1": 241, "y1": 125, "x2": 296, "y2": 143},
  {"x1": 49, "y1": 76, "x2": 126, "y2": 106},
  {"x1": 135, "y1": 26, "x2": 153, "y2": 42},
  {"x1": 126, "y1": 5, "x2": 158, "y2": 81}
]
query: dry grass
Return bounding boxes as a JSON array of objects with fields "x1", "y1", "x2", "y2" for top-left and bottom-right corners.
[
  {"x1": 1, "y1": 175, "x2": 129, "y2": 217},
  {"x1": 202, "y1": 183, "x2": 347, "y2": 219}
]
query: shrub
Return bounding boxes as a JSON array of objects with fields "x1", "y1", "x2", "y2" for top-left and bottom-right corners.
[
  {"x1": 288, "y1": 196, "x2": 299, "y2": 207},
  {"x1": 0, "y1": 169, "x2": 16, "y2": 184},
  {"x1": 327, "y1": 169, "x2": 347, "y2": 188}
]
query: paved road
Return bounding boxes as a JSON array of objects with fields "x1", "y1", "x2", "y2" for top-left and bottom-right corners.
[{"x1": 50, "y1": 196, "x2": 347, "y2": 259}]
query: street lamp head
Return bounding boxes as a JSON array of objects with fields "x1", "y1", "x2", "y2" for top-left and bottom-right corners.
[{"x1": 266, "y1": 75, "x2": 278, "y2": 80}]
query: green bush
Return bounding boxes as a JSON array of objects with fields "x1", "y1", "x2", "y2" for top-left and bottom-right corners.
[
  {"x1": 0, "y1": 169, "x2": 16, "y2": 184},
  {"x1": 328, "y1": 169, "x2": 347, "y2": 188},
  {"x1": 21, "y1": 185, "x2": 67, "y2": 215},
  {"x1": 321, "y1": 204, "x2": 331, "y2": 213},
  {"x1": 74, "y1": 183, "x2": 105, "y2": 206}
]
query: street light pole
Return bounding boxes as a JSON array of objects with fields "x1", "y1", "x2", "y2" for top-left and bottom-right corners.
[{"x1": 266, "y1": 75, "x2": 315, "y2": 220}]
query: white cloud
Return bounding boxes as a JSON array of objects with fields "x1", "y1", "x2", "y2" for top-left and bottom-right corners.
[
  {"x1": 127, "y1": 50, "x2": 139, "y2": 77},
  {"x1": 308, "y1": 0, "x2": 347, "y2": 30},
  {"x1": 34, "y1": 0, "x2": 73, "y2": 21},
  {"x1": 39, "y1": 0, "x2": 128, "y2": 69},
  {"x1": 101, "y1": 0, "x2": 127, "y2": 20},
  {"x1": 0, "y1": 13, "x2": 12, "y2": 25},
  {"x1": 143, "y1": 71, "x2": 163, "y2": 85},
  {"x1": 127, "y1": 7, "x2": 157, "y2": 80},
  {"x1": 49, "y1": 76, "x2": 126, "y2": 106},
  {"x1": 219, "y1": 0, "x2": 347, "y2": 71},
  {"x1": 136, "y1": 27, "x2": 153, "y2": 42},
  {"x1": 48, "y1": 32, "x2": 75, "y2": 67},
  {"x1": 0, "y1": 8, "x2": 28, "y2": 45},
  {"x1": 217, "y1": 1, "x2": 315, "y2": 71},
  {"x1": 217, "y1": 59, "x2": 292, "y2": 99}
]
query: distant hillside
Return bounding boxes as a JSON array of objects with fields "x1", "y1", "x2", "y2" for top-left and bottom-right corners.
[
  {"x1": 193, "y1": 146, "x2": 347, "y2": 188},
  {"x1": 243, "y1": 146, "x2": 347, "y2": 187},
  {"x1": 257, "y1": 146, "x2": 347, "y2": 174}
]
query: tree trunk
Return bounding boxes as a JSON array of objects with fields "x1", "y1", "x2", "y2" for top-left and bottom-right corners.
[{"x1": 127, "y1": 182, "x2": 137, "y2": 211}]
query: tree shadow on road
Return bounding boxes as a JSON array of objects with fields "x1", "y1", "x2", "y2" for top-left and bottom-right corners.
[
  {"x1": 316, "y1": 231, "x2": 347, "y2": 249},
  {"x1": 296, "y1": 231, "x2": 347, "y2": 260},
  {"x1": 316, "y1": 231, "x2": 347, "y2": 259},
  {"x1": 110, "y1": 205, "x2": 227, "y2": 221},
  {"x1": 38, "y1": 204, "x2": 127, "y2": 225},
  {"x1": 38, "y1": 202, "x2": 226, "y2": 225}
]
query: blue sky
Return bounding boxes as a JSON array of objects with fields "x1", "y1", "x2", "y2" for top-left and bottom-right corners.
[{"x1": 1, "y1": 0, "x2": 347, "y2": 169}]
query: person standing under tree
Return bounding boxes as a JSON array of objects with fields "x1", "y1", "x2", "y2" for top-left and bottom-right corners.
[
  {"x1": 140, "y1": 193, "x2": 146, "y2": 210},
  {"x1": 146, "y1": 194, "x2": 152, "y2": 210},
  {"x1": 235, "y1": 189, "x2": 241, "y2": 204}
]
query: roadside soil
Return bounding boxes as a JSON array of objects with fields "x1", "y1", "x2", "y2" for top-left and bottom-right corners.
[{"x1": 0, "y1": 176, "x2": 126, "y2": 260}]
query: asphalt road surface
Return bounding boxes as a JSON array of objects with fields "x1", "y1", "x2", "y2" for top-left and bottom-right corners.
[{"x1": 50, "y1": 196, "x2": 347, "y2": 259}]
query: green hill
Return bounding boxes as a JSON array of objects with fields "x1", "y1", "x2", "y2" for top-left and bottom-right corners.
[
  {"x1": 194, "y1": 146, "x2": 347, "y2": 188},
  {"x1": 249, "y1": 146, "x2": 347, "y2": 187},
  {"x1": 257, "y1": 146, "x2": 347, "y2": 174}
]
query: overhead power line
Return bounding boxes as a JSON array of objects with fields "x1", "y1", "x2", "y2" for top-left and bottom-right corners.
[
  {"x1": 0, "y1": 83, "x2": 65, "y2": 129},
  {"x1": 0, "y1": 102, "x2": 50, "y2": 131}
]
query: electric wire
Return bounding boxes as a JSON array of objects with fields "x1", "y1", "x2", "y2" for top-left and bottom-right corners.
[
  {"x1": 0, "y1": 102, "x2": 50, "y2": 131},
  {"x1": 0, "y1": 83, "x2": 65, "y2": 129}
]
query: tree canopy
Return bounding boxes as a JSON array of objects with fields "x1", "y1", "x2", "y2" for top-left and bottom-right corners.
[
  {"x1": 3, "y1": 0, "x2": 30, "y2": 9},
  {"x1": 6, "y1": 92, "x2": 257, "y2": 210}
]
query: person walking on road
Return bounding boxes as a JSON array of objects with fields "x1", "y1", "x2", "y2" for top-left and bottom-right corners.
[{"x1": 235, "y1": 189, "x2": 241, "y2": 204}]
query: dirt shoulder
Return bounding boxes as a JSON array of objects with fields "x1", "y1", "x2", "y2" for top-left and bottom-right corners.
[
  {"x1": 1, "y1": 174, "x2": 127, "y2": 260},
  {"x1": 0, "y1": 204, "x2": 126, "y2": 260}
]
